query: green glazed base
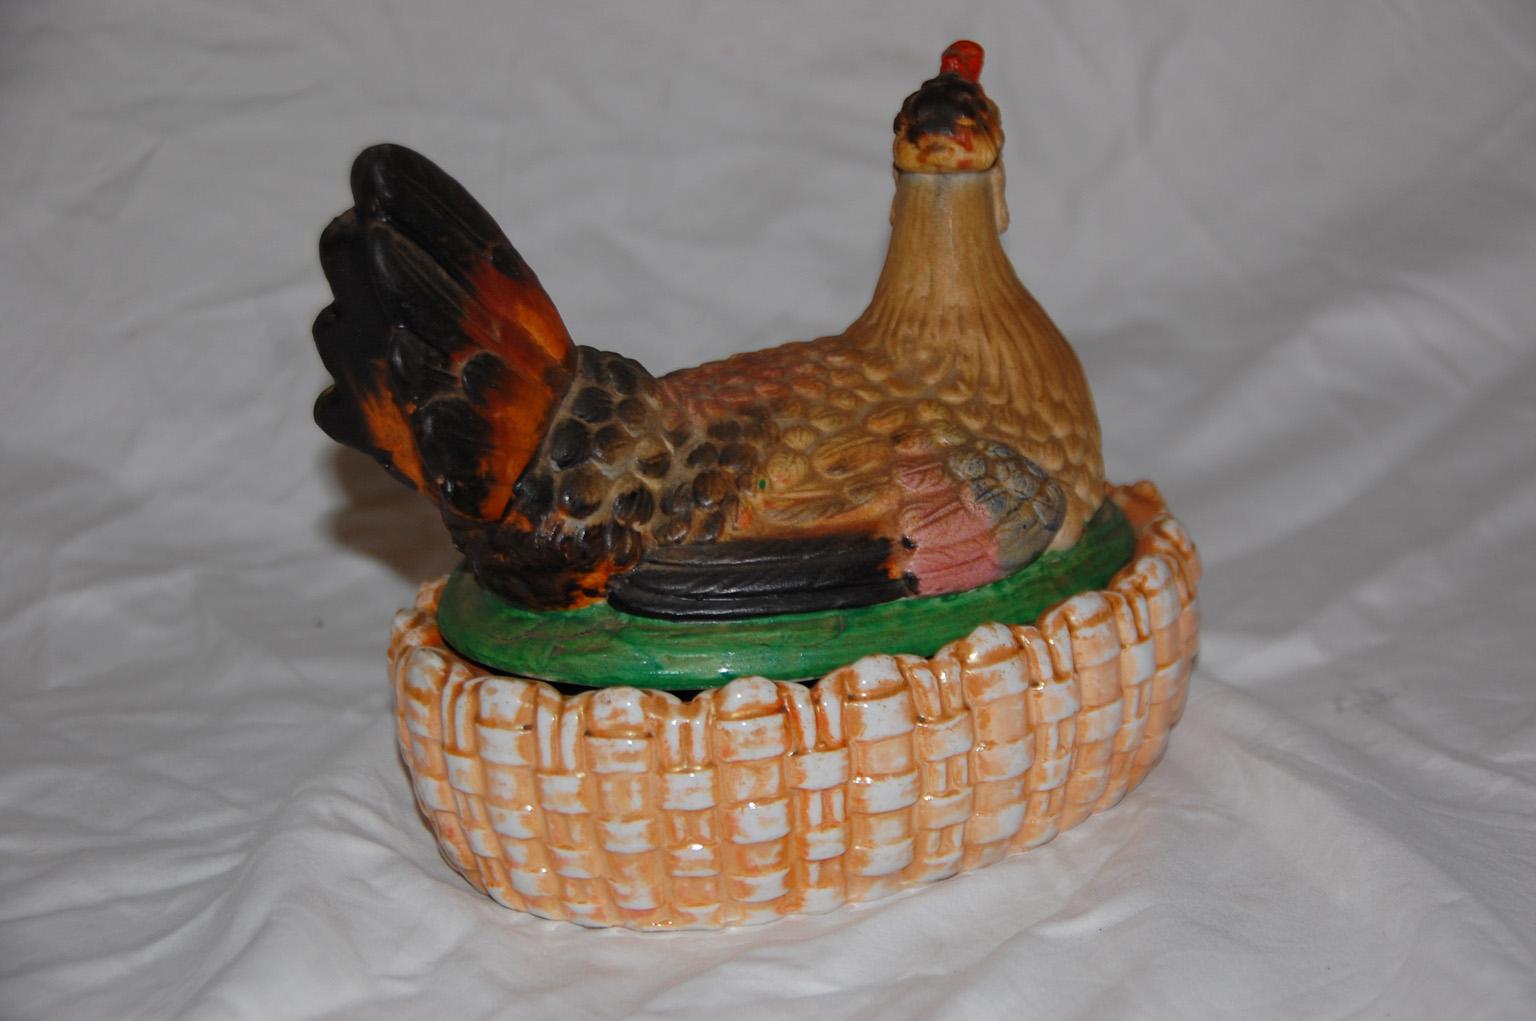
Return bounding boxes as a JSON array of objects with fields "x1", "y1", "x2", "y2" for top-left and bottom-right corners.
[{"x1": 437, "y1": 501, "x2": 1134, "y2": 690}]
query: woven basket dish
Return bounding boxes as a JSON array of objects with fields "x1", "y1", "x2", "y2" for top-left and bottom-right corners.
[{"x1": 390, "y1": 482, "x2": 1199, "y2": 929}]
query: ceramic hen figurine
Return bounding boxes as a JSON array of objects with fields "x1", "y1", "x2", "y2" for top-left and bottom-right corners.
[{"x1": 314, "y1": 41, "x2": 1103, "y2": 621}]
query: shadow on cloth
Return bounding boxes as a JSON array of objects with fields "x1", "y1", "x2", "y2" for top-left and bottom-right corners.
[{"x1": 322, "y1": 446, "x2": 461, "y2": 584}]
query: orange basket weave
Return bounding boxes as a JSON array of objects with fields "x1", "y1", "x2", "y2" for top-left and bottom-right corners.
[{"x1": 389, "y1": 482, "x2": 1198, "y2": 929}]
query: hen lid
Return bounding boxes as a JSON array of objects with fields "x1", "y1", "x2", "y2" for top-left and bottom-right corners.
[{"x1": 893, "y1": 40, "x2": 1003, "y2": 174}]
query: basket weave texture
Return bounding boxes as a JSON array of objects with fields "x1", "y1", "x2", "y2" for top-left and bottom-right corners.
[{"x1": 389, "y1": 482, "x2": 1199, "y2": 929}]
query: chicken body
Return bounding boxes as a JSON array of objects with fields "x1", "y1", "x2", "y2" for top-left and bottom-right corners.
[{"x1": 313, "y1": 45, "x2": 1104, "y2": 620}]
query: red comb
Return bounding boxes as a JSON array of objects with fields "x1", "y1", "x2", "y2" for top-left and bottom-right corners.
[{"x1": 940, "y1": 40, "x2": 984, "y2": 82}]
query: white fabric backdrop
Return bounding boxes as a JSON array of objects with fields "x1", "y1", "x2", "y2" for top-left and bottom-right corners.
[{"x1": 2, "y1": 2, "x2": 1533, "y2": 1017}]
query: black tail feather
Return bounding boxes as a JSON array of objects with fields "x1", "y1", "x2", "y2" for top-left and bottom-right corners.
[
  {"x1": 313, "y1": 210, "x2": 406, "y2": 476},
  {"x1": 311, "y1": 143, "x2": 574, "y2": 522},
  {"x1": 350, "y1": 143, "x2": 508, "y2": 280}
]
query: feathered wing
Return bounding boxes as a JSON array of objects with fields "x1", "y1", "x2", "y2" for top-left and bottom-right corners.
[
  {"x1": 600, "y1": 412, "x2": 1064, "y2": 620},
  {"x1": 313, "y1": 143, "x2": 575, "y2": 526}
]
